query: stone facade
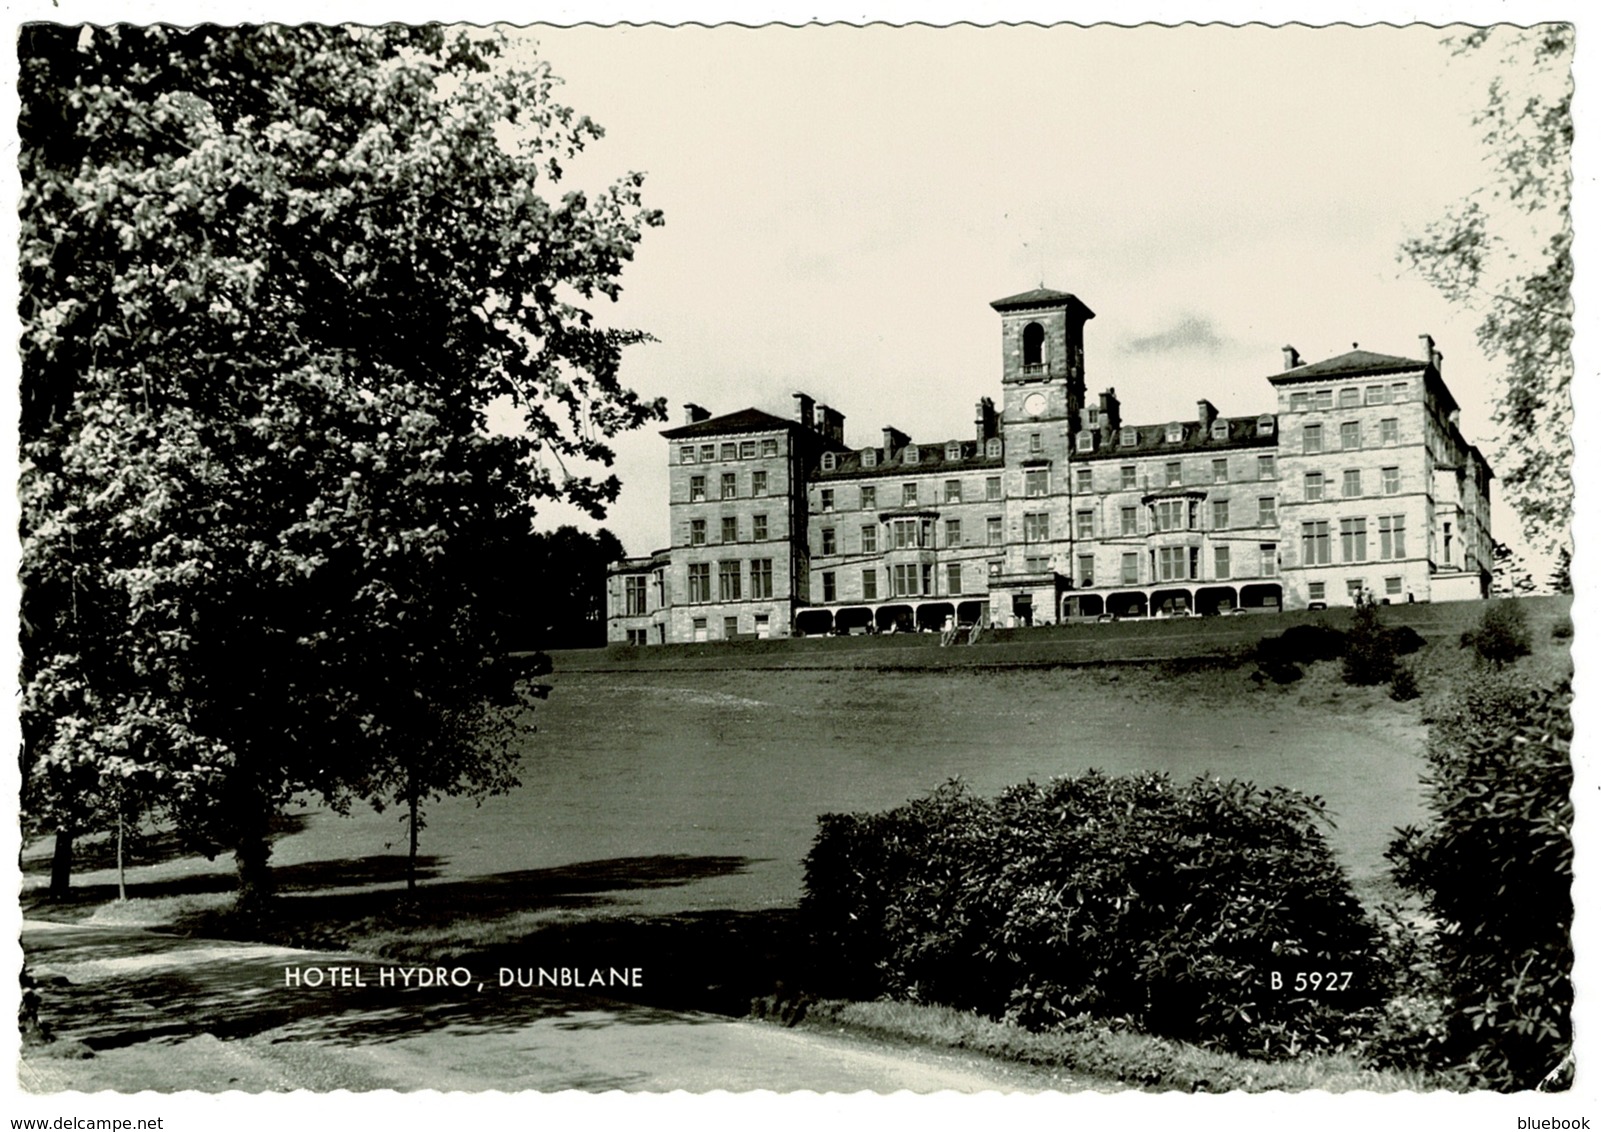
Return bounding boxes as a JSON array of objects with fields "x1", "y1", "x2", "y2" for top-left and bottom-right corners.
[{"x1": 606, "y1": 288, "x2": 1493, "y2": 644}]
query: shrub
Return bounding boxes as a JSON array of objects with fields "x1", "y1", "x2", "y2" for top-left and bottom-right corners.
[
  {"x1": 1382, "y1": 676, "x2": 1573, "y2": 1089},
  {"x1": 1342, "y1": 593, "x2": 1396, "y2": 686},
  {"x1": 1388, "y1": 664, "x2": 1420, "y2": 702},
  {"x1": 1551, "y1": 618, "x2": 1573, "y2": 641},
  {"x1": 1458, "y1": 600, "x2": 1532, "y2": 668},
  {"x1": 1380, "y1": 625, "x2": 1427, "y2": 657},
  {"x1": 802, "y1": 772, "x2": 1388, "y2": 1058},
  {"x1": 1266, "y1": 623, "x2": 1347, "y2": 665}
]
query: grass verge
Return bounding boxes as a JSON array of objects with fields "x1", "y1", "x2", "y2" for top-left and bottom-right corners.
[{"x1": 780, "y1": 998, "x2": 1455, "y2": 1093}]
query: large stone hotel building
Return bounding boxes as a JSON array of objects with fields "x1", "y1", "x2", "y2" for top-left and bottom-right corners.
[{"x1": 606, "y1": 288, "x2": 1493, "y2": 644}]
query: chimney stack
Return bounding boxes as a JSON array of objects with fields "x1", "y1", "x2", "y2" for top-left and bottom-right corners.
[
  {"x1": 818, "y1": 404, "x2": 846, "y2": 444},
  {"x1": 882, "y1": 426, "x2": 910, "y2": 460},
  {"x1": 1282, "y1": 345, "x2": 1302, "y2": 371},
  {"x1": 683, "y1": 403, "x2": 711, "y2": 425},
  {"x1": 1099, "y1": 388, "x2": 1121, "y2": 439},
  {"x1": 1197, "y1": 399, "x2": 1218, "y2": 430},
  {"x1": 793, "y1": 392, "x2": 815, "y2": 430},
  {"x1": 974, "y1": 397, "x2": 998, "y2": 445}
]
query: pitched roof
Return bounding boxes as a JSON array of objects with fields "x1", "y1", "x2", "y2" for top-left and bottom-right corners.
[
  {"x1": 1270, "y1": 349, "x2": 1424, "y2": 384},
  {"x1": 660, "y1": 407, "x2": 796, "y2": 439},
  {"x1": 989, "y1": 287, "x2": 1096, "y2": 318},
  {"x1": 1073, "y1": 414, "x2": 1279, "y2": 461},
  {"x1": 814, "y1": 438, "x2": 1005, "y2": 480}
]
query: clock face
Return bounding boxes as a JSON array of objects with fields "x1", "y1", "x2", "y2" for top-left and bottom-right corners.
[{"x1": 1023, "y1": 393, "x2": 1047, "y2": 418}]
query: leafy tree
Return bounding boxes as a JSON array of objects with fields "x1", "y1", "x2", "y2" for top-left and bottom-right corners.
[
  {"x1": 19, "y1": 25, "x2": 665, "y2": 908},
  {"x1": 1459, "y1": 599, "x2": 1533, "y2": 669},
  {"x1": 484, "y1": 526, "x2": 627, "y2": 650},
  {"x1": 1399, "y1": 25, "x2": 1573, "y2": 557}
]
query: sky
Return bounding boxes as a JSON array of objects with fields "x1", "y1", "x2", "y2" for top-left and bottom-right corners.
[{"x1": 496, "y1": 24, "x2": 1569, "y2": 564}]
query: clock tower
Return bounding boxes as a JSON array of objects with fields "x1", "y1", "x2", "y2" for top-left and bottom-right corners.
[{"x1": 987, "y1": 287, "x2": 1096, "y2": 623}]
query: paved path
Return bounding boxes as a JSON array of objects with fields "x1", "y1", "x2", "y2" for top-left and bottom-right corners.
[{"x1": 20, "y1": 919, "x2": 1088, "y2": 1093}]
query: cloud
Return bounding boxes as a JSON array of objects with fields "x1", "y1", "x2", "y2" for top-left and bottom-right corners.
[{"x1": 1123, "y1": 315, "x2": 1230, "y2": 356}]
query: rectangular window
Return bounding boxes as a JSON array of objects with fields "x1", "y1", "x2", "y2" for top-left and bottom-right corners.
[
  {"x1": 892, "y1": 564, "x2": 920, "y2": 597},
  {"x1": 1121, "y1": 506, "x2": 1138, "y2": 536},
  {"x1": 945, "y1": 479, "x2": 962, "y2": 503},
  {"x1": 1025, "y1": 469, "x2": 1048, "y2": 497},
  {"x1": 751, "y1": 558, "x2": 773, "y2": 598},
  {"x1": 1382, "y1": 466, "x2": 1400, "y2": 495},
  {"x1": 821, "y1": 527, "x2": 836, "y2": 555},
  {"x1": 1314, "y1": 389, "x2": 1334, "y2": 410},
  {"x1": 1121, "y1": 552, "x2": 1139, "y2": 584},
  {"x1": 752, "y1": 470, "x2": 767, "y2": 496},
  {"x1": 625, "y1": 576, "x2": 648, "y2": 616},
  {"x1": 820, "y1": 488, "x2": 834, "y2": 511},
  {"x1": 946, "y1": 518, "x2": 962, "y2": 547},
  {"x1": 1025, "y1": 554, "x2": 1049, "y2": 574},
  {"x1": 947, "y1": 562, "x2": 963, "y2": 595},
  {"x1": 903, "y1": 482, "x2": 918, "y2": 506},
  {"x1": 753, "y1": 514, "x2": 768, "y2": 541},
  {"x1": 1304, "y1": 424, "x2": 1323, "y2": 454},
  {"x1": 1153, "y1": 499, "x2": 1193, "y2": 532},
  {"x1": 1340, "y1": 421, "x2": 1360, "y2": 450},
  {"x1": 987, "y1": 516, "x2": 1003, "y2": 545},
  {"x1": 1076, "y1": 467, "x2": 1093, "y2": 492},
  {"x1": 1308, "y1": 581, "x2": 1326, "y2": 602},
  {"x1": 1024, "y1": 512, "x2": 1050, "y2": 542},
  {"x1": 718, "y1": 560, "x2": 742, "y2": 601},
  {"x1": 1029, "y1": 432, "x2": 1043, "y2": 453},
  {"x1": 1391, "y1": 381, "x2": 1410, "y2": 401},
  {"x1": 1214, "y1": 545, "x2": 1231, "y2": 579},
  {"x1": 700, "y1": 444, "x2": 716, "y2": 462},
  {"x1": 861, "y1": 524, "x2": 878, "y2": 553},
  {"x1": 1342, "y1": 469, "x2": 1362, "y2": 498},
  {"x1": 861, "y1": 569, "x2": 878, "y2": 601},
  {"x1": 690, "y1": 475, "x2": 706, "y2": 503},
  {"x1": 891, "y1": 519, "x2": 926, "y2": 549},
  {"x1": 721, "y1": 443, "x2": 737, "y2": 461},
  {"x1": 1290, "y1": 391, "x2": 1310, "y2": 412},
  {"x1": 1302, "y1": 520, "x2": 1331, "y2": 565},
  {"x1": 1365, "y1": 385, "x2": 1387, "y2": 406},
  {"x1": 721, "y1": 473, "x2": 737, "y2": 500},
  {"x1": 1078, "y1": 555, "x2": 1095, "y2": 587},
  {"x1": 690, "y1": 519, "x2": 707, "y2": 546},
  {"x1": 1258, "y1": 455, "x2": 1276, "y2": 480},
  {"x1": 986, "y1": 476, "x2": 1002, "y2": 501},
  {"x1": 1340, "y1": 518, "x2": 1368, "y2": 563},
  {"x1": 1212, "y1": 500, "x2": 1230, "y2": 529},
  {"x1": 1338, "y1": 387, "x2": 1361, "y2": 409},
  {"x1": 688, "y1": 562, "x2": 711, "y2": 603},
  {"x1": 1121, "y1": 465, "x2": 1137, "y2": 490},
  {"x1": 1379, "y1": 515, "x2": 1407, "y2": 559},
  {"x1": 1165, "y1": 461, "x2": 1182, "y2": 487},
  {"x1": 627, "y1": 629, "x2": 648, "y2": 646},
  {"x1": 1157, "y1": 546, "x2": 1190, "y2": 581},
  {"x1": 724, "y1": 615, "x2": 739, "y2": 638},
  {"x1": 857, "y1": 485, "x2": 875, "y2": 510},
  {"x1": 1258, "y1": 497, "x2": 1277, "y2": 526},
  {"x1": 1304, "y1": 471, "x2": 1324, "y2": 501},
  {"x1": 822, "y1": 571, "x2": 836, "y2": 602},
  {"x1": 1075, "y1": 510, "x2": 1093, "y2": 539},
  {"x1": 1260, "y1": 544, "x2": 1278, "y2": 577},
  {"x1": 680, "y1": 446, "x2": 697, "y2": 464},
  {"x1": 722, "y1": 516, "x2": 738, "y2": 543},
  {"x1": 1381, "y1": 418, "x2": 1399, "y2": 445},
  {"x1": 761, "y1": 438, "x2": 778, "y2": 458},
  {"x1": 1212, "y1": 458, "x2": 1229, "y2": 484},
  {"x1": 739, "y1": 440, "x2": 756, "y2": 460},
  {"x1": 1385, "y1": 575, "x2": 1403, "y2": 596}
]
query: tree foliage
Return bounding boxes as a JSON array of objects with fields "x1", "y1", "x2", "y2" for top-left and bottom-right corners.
[
  {"x1": 1399, "y1": 25, "x2": 1573, "y2": 555},
  {"x1": 18, "y1": 24, "x2": 665, "y2": 905},
  {"x1": 1385, "y1": 676, "x2": 1573, "y2": 1089}
]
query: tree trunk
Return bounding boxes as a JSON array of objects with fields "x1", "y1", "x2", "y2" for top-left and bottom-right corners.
[
  {"x1": 49, "y1": 823, "x2": 74, "y2": 897},
  {"x1": 229, "y1": 767, "x2": 274, "y2": 919},
  {"x1": 407, "y1": 791, "x2": 420, "y2": 893},
  {"x1": 115, "y1": 792, "x2": 126, "y2": 902}
]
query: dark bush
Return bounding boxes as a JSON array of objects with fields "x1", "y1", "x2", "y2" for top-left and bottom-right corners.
[
  {"x1": 1458, "y1": 600, "x2": 1532, "y2": 668},
  {"x1": 802, "y1": 772, "x2": 1388, "y2": 1058},
  {"x1": 1343, "y1": 593, "x2": 1397, "y2": 686},
  {"x1": 1259, "y1": 623, "x2": 1346, "y2": 666},
  {"x1": 1551, "y1": 618, "x2": 1573, "y2": 641},
  {"x1": 1388, "y1": 664, "x2": 1420, "y2": 702},
  {"x1": 1380, "y1": 625, "x2": 1427, "y2": 657},
  {"x1": 1382, "y1": 676, "x2": 1573, "y2": 1089}
]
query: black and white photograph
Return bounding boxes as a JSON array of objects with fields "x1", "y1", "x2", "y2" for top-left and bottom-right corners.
[{"x1": 6, "y1": 2, "x2": 1591, "y2": 1127}]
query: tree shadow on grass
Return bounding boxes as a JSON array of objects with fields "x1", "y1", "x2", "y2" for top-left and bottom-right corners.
[{"x1": 25, "y1": 854, "x2": 806, "y2": 1062}]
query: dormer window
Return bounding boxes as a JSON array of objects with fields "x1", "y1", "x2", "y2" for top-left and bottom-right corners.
[
  {"x1": 985, "y1": 438, "x2": 1003, "y2": 458},
  {"x1": 1210, "y1": 420, "x2": 1229, "y2": 441},
  {"x1": 1256, "y1": 415, "x2": 1276, "y2": 437},
  {"x1": 1165, "y1": 423, "x2": 1185, "y2": 444},
  {"x1": 1087, "y1": 407, "x2": 1100, "y2": 426},
  {"x1": 946, "y1": 442, "x2": 962, "y2": 461},
  {"x1": 904, "y1": 445, "x2": 920, "y2": 464},
  {"x1": 821, "y1": 452, "x2": 837, "y2": 472},
  {"x1": 1120, "y1": 427, "x2": 1138, "y2": 447},
  {"x1": 1076, "y1": 430, "x2": 1095, "y2": 452},
  {"x1": 862, "y1": 449, "x2": 877, "y2": 467}
]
